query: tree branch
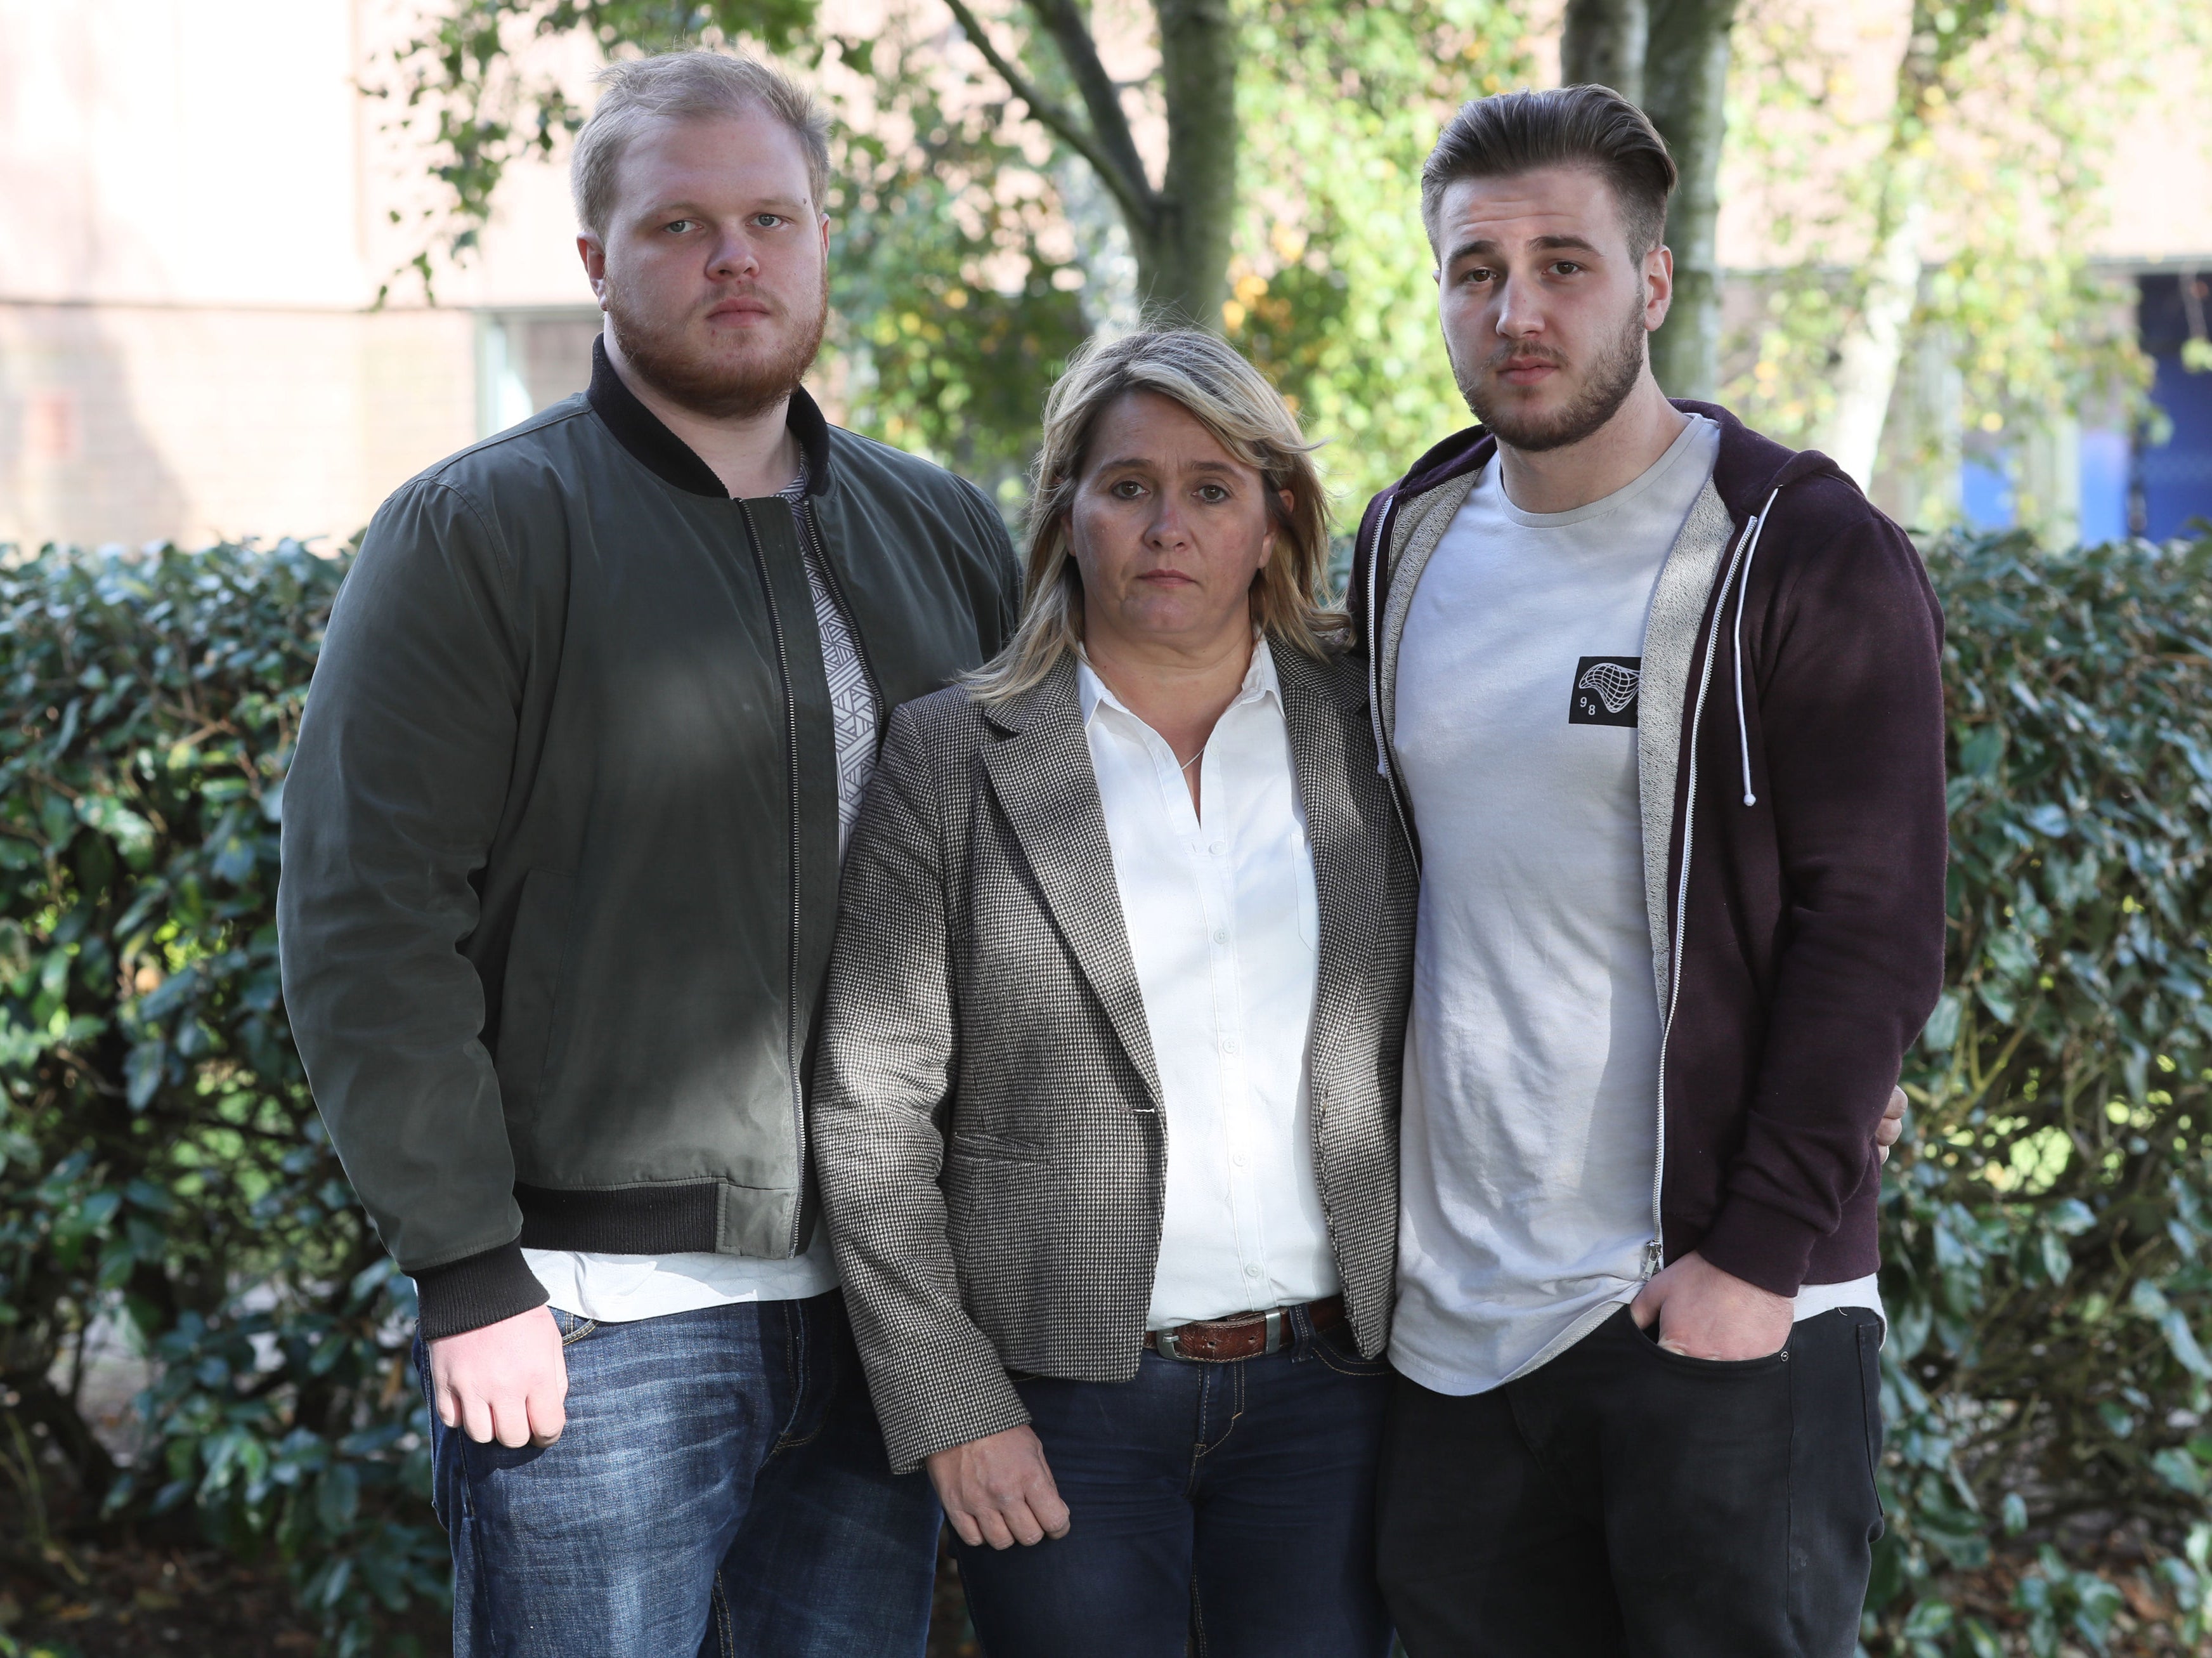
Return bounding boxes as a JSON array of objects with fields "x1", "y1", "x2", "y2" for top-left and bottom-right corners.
[
  {"x1": 940, "y1": 0, "x2": 1153, "y2": 226},
  {"x1": 1023, "y1": 0, "x2": 1152, "y2": 203}
]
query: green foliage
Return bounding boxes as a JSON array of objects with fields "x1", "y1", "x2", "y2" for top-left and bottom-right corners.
[
  {"x1": 1723, "y1": 0, "x2": 2202, "y2": 523},
  {"x1": 824, "y1": 14, "x2": 1092, "y2": 502},
  {"x1": 1869, "y1": 530, "x2": 2212, "y2": 1652},
  {"x1": 0, "y1": 543, "x2": 441, "y2": 1656},
  {"x1": 14, "y1": 527, "x2": 2212, "y2": 1653},
  {"x1": 1226, "y1": 0, "x2": 1527, "y2": 511},
  {"x1": 374, "y1": 0, "x2": 818, "y2": 299}
]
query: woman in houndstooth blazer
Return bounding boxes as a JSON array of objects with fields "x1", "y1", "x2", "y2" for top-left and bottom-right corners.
[{"x1": 814, "y1": 329, "x2": 1417, "y2": 1658}]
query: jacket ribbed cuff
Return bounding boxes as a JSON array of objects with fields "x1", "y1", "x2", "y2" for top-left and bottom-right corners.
[
  {"x1": 1690, "y1": 1196, "x2": 1825, "y2": 1301},
  {"x1": 412, "y1": 1241, "x2": 549, "y2": 1341}
]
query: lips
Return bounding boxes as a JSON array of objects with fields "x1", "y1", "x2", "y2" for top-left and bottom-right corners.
[
  {"x1": 1497, "y1": 357, "x2": 1559, "y2": 384},
  {"x1": 706, "y1": 298, "x2": 774, "y2": 322}
]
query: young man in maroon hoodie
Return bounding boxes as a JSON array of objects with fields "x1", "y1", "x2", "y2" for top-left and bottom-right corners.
[{"x1": 1356, "y1": 86, "x2": 1947, "y2": 1655}]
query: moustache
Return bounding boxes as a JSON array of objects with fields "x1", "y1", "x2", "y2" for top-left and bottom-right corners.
[{"x1": 1484, "y1": 343, "x2": 1570, "y2": 374}]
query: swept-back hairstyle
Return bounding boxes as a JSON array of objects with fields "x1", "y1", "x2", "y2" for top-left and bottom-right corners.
[
  {"x1": 571, "y1": 49, "x2": 831, "y2": 237},
  {"x1": 1421, "y1": 85, "x2": 1678, "y2": 258},
  {"x1": 968, "y1": 329, "x2": 1343, "y2": 707}
]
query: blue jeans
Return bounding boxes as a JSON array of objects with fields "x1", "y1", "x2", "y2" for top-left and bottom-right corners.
[
  {"x1": 418, "y1": 1289, "x2": 940, "y2": 1658},
  {"x1": 953, "y1": 1310, "x2": 1395, "y2": 1658}
]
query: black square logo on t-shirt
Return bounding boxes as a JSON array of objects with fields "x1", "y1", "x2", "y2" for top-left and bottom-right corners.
[{"x1": 1569, "y1": 656, "x2": 1642, "y2": 727}]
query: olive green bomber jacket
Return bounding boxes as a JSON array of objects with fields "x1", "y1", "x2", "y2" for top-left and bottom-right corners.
[{"x1": 276, "y1": 346, "x2": 1020, "y2": 1340}]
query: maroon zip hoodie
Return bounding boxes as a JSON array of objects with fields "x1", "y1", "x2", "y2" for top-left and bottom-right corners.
[{"x1": 1349, "y1": 400, "x2": 1948, "y2": 1297}]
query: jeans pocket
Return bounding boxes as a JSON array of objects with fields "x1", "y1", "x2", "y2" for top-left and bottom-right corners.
[
  {"x1": 1856, "y1": 1319, "x2": 1887, "y2": 1517},
  {"x1": 1631, "y1": 1313, "x2": 1793, "y2": 1374},
  {"x1": 555, "y1": 1310, "x2": 598, "y2": 1347},
  {"x1": 1308, "y1": 1319, "x2": 1389, "y2": 1377}
]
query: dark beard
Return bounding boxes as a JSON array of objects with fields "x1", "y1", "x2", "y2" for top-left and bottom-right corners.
[
  {"x1": 604, "y1": 282, "x2": 828, "y2": 421},
  {"x1": 1455, "y1": 296, "x2": 1649, "y2": 454}
]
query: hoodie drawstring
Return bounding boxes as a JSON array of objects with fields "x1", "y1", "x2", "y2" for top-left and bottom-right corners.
[{"x1": 1732, "y1": 487, "x2": 1781, "y2": 807}]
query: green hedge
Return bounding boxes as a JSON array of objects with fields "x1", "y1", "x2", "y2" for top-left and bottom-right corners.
[
  {"x1": 4, "y1": 530, "x2": 2212, "y2": 1655},
  {"x1": 1877, "y1": 531, "x2": 2212, "y2": 1654},
  {"x1": 0, "y1": 543, "x2": 440, "y2": 1655}
]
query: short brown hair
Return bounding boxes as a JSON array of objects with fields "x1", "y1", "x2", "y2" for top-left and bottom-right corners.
[
  {"x1": 571, "y1": 49, "x2": 831, "y2": 238},
  {"x1": 1421, "y1": 85, "x2": 1677, "y2": 258}
]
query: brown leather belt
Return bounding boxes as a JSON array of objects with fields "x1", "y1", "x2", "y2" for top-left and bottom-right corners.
[{"x1": 1143, "y1": 1295, "x2": 1345, "y2": 1362}]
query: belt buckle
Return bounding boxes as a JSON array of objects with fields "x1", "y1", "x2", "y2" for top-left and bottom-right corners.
[
  {"x1": 1263, "y1": 1308, "x2": 1287, "y2": 1354},
  {"x1": 1156, "y1": 1327, "x2": 1185, "y2": 1361}
]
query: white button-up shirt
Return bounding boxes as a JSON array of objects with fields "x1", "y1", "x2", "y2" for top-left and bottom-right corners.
[{"x1": 1077, "y1": 637, "x2": 1340, "y2": 1328}]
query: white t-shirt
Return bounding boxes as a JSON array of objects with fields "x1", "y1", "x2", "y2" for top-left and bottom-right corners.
[
  {"x1": 1393, "y1": 416, "x2": 1668, "y2": 1394},
  {"x1": 1077, "y1": 639, "x2": 1339, "y2": 1329}
]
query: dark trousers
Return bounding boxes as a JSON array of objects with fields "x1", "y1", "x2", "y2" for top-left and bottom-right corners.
[
  {"x1": 1375, "y1": 1305, "x2": 1885, "y2": 1658},
  {"x1": 419, "y1": 1290, "x2": 940, "y2": 1658},
  {"x1": 954, "y1": 1311, "x2": 1395, "y2": 1658}
]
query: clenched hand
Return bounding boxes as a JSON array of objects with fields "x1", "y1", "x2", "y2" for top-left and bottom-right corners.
[
  {"x1": 428, "y1": 1305, "x2": 568, "y2": 1448},
  {"x1": 928, "y1": 1424, "x2": 1072, "y2": 1550}
]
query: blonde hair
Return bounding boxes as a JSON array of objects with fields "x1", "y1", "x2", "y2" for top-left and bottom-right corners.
[
  {"x1": 571, "y1": 49, "x2": 831, "y2": 238},
  {"x1": 970, "y1": 329, "x2": 1343, "y2": 705}
]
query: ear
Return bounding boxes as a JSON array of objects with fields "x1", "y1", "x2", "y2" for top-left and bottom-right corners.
[
  {"x1": 578, "y1": 233, "x2": 609, "y2": 308},
  {"x1": 1643, "y1": 243, "x2": 1675, "y2": 333}
]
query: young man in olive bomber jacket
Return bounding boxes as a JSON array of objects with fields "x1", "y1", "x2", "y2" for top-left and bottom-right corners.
[
  {"x1": 1358, "y1": 89, "x2": 1947, "y2": 1656},
  {"x1": 276, "y1": 52, "x2": 1016, "y2": 1658}
]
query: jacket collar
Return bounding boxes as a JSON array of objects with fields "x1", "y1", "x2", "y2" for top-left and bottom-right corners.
[{"x1": 586, "y1": 333, "x2": 833, "y2": 500}]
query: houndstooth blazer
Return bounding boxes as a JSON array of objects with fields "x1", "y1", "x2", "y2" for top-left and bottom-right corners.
[{"x1": 813, "y1": 644, "x2": 1418, "y2": 1474}]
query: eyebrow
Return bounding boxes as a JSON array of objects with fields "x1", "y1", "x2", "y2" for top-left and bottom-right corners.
[
  {"x1": 1444, "y1": 232, "x2": 1606, "y2": 266},
  {"x1": 1091, "y1": 455, "x2": 1241, "y2": 476},
  {"x1": 641, "y1": 195, "x2": 810, "y2": 219}
]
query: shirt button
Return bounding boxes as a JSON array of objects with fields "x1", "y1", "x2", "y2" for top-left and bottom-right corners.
[
  {"x1": 1232, "y1": 1152, "x2": 1247, "y2": 1168},
  {"x1": 1212, "y1": 928, "x2": 1230, "y2": 945},
  {"x1": 1244, "y1": 1264, "x2": 1263, "y2": 1279},
  {"x1": 1221, "y1": 1036, "x2": 1240, "y2": 1054},
  {"x1": 1209, "y1": 840, "x2": 1228, "y2": 855}
]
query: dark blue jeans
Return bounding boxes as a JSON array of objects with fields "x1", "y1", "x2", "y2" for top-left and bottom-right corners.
[
  {"x1": 417, "y1": 1289, "x2": 940, "y2": 1658},
  {"x1": 953, "y1": 1310, "x2": 1395, "y2": 1658}
]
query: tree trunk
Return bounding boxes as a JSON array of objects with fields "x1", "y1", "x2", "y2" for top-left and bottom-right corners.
[
  {"x1": 1819, "y1": 173, "x2": 1927, "y2": 485},
  {"x1": 1814, "y1": 1, "x2": 1987, "y2": 481},
  {"x1": 1561, "y1": 0, "x2": 1648, "y2": 107},
  {"x1": 1144, "y1": 0, "x2": 1239, "y2": 327},
  {"x1": 1641, "y1": 0, "x2": 1738, "y2": 399}
]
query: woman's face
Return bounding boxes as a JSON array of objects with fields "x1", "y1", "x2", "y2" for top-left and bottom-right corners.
[{"x1": 1067, "y1": 391, "x2": 1279, "y2": 658}]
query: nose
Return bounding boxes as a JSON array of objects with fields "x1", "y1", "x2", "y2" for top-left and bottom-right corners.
[
  {"x1": 1493, "y1": 272, "x2": 1542, "y2": 340},
  {"x1": 1145, "y1": 495, "x2": 1193, "y2": 551},
  {"x1": 708, "y1": 230, "x2": 761, "y2": 280}
]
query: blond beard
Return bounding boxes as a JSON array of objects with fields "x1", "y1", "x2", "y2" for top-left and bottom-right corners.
[{"x1": 604, "y1": 282, "x2": 828, "y2": 421}]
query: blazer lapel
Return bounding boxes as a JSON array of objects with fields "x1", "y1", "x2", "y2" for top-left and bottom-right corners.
[
  {"x1": 979, "y1": 660, "x2": 1164, "y2": 1107},
  {"x1": 1276, "y1": 649, "x2": 1389, "y2": 1055}
]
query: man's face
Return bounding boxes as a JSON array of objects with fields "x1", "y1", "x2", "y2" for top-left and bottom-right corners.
[
  {"x1": 579, "y1": 108, "x2": 829, "y2": 419},
  {"x1": 1432, "y1": 166, "x2": 1671, "y2": 452}
]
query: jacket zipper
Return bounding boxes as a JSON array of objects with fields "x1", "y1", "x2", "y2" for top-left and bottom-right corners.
[
  {"x1": 799, "y1": 497, "x2": 887, "y2": 742},
  {"x1": 1646, "y1": 512, "x2": 1762, "y2": 1279},
  {"x1": 735, "y1": 499, "x2": 809, "y2": 1257}
]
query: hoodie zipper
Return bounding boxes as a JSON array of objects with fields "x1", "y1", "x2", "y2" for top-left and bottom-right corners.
[
  {"x1": 1646, "y1": 507, "x2": 1764, "y2": 1279},
  {"x1": 736, "y1": 499, "x2": 809, "y2": 1257},
  {"x1": 1364, "y1": 496, "x2": 1422, "y2": 866}
]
